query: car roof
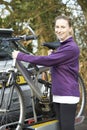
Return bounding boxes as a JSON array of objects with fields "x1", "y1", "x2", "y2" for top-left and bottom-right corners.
[
  {"x1": 0, "y1": 28, "x2": 13, "y2": 32},
  {"x1": 0, "y1": 28, "x2": 14, "y2": 38}
]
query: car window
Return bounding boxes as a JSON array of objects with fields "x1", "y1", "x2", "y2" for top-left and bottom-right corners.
[
  {"x1": 0, "y1": 28, "x2": 30, "y2": 61},
  {"x1": 0, "y1": 40, "x2": 19, "y2": 60}
]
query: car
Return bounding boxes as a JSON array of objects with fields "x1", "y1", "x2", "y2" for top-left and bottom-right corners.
[
  {"x1": 0, "y1": 28, "x2": 35, "y2": 124},
  {"x1": 0, "y1": 28, "x2": 49, "y2": 127}
]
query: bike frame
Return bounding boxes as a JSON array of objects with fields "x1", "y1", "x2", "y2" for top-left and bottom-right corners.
[
  {"x1": 16, "y1": 60, "x2": 50, "y2": 101},
  {"x1": 15, "y1": 59, "x2": 51, "y2": 123}
]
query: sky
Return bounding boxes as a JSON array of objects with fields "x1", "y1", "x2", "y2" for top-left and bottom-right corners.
[{"x1": 3, "y1": 0, "x2": 12, "y2": 2}]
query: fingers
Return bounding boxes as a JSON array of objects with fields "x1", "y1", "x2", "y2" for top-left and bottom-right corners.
[
  {"x1": 12, "y1": 50, "x2": 19, "y2": 59},
  {"x1": 48, "y1": 49, "x2": 53, "y2": 55}
]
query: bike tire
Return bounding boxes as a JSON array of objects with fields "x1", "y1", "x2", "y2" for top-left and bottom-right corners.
[
  {"x1": 76, "y1": 73, "x2": 86, "y2": 117},
  {"x1": 0, "y1": 84, "x2": 25, "y2": 130}
]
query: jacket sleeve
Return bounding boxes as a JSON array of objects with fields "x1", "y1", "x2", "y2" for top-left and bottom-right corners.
[{"x1": 17, "y1": 45, "x2": 79, "y2": 67}]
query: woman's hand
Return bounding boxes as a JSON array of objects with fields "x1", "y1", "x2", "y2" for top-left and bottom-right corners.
[
  {"x1": 12, "y1": 50, "x2": 20, "y2": 59},
  {"x1": 48, "y1": 49, "x2": 53, "y2": 55}
]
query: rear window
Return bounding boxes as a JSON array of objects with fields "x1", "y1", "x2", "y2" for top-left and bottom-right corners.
[
  {"x1": 0, "y1": 29, "x2": 17, "y2": 60},
  {"x1": 0, "y1": 28, "x2": 13, "y2": 38}
]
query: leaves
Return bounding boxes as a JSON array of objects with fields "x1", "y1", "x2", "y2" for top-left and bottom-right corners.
[{"x1": 0, "y1": 0, "x2": 87, "y2": 89}]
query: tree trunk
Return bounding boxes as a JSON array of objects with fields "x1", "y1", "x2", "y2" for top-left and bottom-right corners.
[{"x1": 77, "y1": 0, "x2": 87, "y2": 22}]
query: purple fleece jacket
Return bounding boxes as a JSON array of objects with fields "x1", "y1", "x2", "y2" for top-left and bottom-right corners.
[{"x1": 17, "y1": 37, "x2": 80, "y2": 97}]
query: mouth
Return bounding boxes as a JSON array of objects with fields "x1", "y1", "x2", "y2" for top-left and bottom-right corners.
[
  {"x1": 56, "y1": 34, "x2": 65, "y2": 41},
  {"x1": 57, "y1": 34, "x2": 64, "y2": 38}
]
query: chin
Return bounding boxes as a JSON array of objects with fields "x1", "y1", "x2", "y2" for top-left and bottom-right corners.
[{"x1": 58, "y1": 38, "x2": 64, "y2": 41}]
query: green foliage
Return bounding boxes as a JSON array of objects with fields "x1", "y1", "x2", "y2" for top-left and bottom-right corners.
[
  {"x1": 0, "y1": 0, "x2": 87, "y2": 112},
  {"x1": 0, "y1": 0, "x2": 87, "y2": 53}
]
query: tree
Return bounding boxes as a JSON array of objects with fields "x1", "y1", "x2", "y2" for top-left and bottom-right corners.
[
  {"x1": 0, "y1": 0, "x2": 87, "y2": 113},
  {"x1": 0, "y1": 0, "x2": 66, "y2": 55},
  {"x1": 0, "y1": 0, "x2": 87, "y2": 109},
  {"x1": 77, "y1": 0, "x2": 87, "y2": 21},
  {"x1": 0, "y1": 0, "x2": 87, "y2": 53}
]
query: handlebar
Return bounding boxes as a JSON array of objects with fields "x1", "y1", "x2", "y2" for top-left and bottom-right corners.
[{"x1": 0, "y1": 35, "x2": 37, "y2": 42}]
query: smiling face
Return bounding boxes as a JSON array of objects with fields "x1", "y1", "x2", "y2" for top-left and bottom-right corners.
[{"x1": 55, "y1": 18, "x2": 72, "y2": 42}]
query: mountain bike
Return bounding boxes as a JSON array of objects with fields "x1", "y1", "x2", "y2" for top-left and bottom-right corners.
[{"x1": 0, "y1": 26, "x2": 86, "y2": 130}]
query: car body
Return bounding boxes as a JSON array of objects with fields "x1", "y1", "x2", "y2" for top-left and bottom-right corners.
[
  {"x1": 0, "y1": 28, "x2": 33, "y2": 121},
  {"x1": 0, "y1": 29, "x2": 51, "y2": 127}
]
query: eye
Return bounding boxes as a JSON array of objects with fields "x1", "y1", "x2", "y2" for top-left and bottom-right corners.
[
  {"x1": 55, "y1": 25, "x2": 59, "y2": 29},
  {"x1": 61, "y1": 26, "x2": 65, "y2": 28}
]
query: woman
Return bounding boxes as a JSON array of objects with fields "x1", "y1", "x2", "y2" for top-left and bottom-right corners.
[{"x1": 12, "y1": 15, "x2": 80, "y2": 130}]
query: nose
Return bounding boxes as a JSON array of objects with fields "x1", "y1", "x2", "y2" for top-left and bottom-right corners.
[{"x1": 55, "y1": 28, "x2": 61, "y2": 34}]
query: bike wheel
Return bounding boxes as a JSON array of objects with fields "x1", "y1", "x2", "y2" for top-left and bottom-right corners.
[
  {"x1": 0, "y1": 84, "x2": 25, "y2": 130},
  {"x1": 76, "y1": 73, "x2": 86, "y2": 117}
]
